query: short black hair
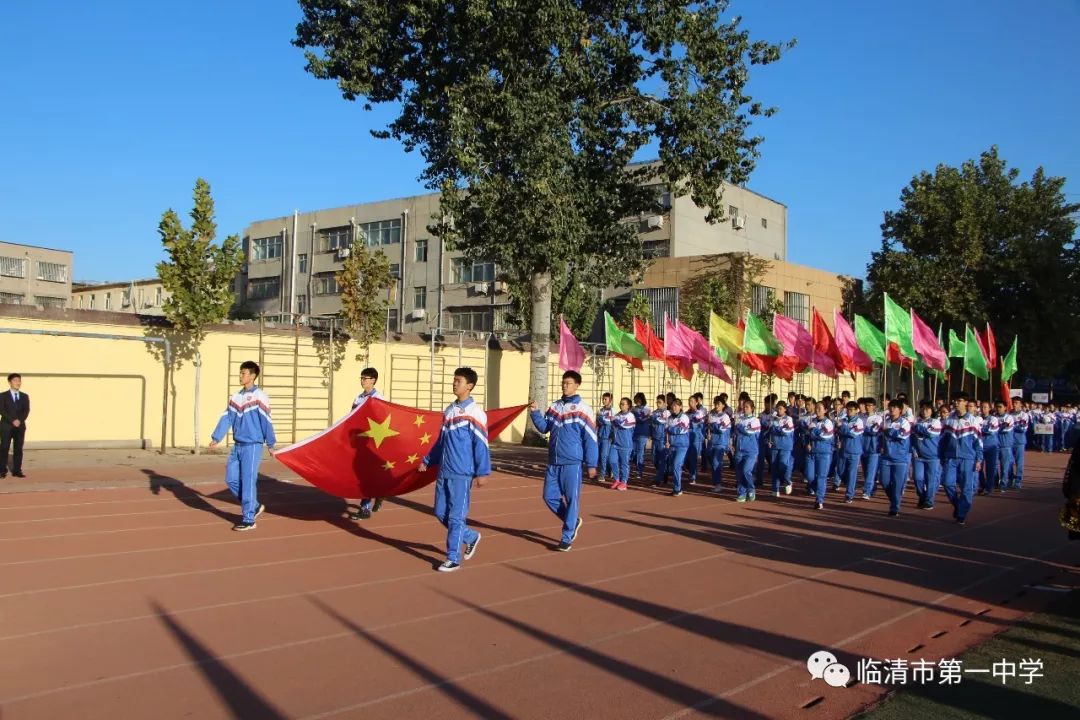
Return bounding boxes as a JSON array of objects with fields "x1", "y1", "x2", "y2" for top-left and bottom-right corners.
[
  {"x1": 361, "y1": 367, "x2": 379, "y2": 381},
  {"x1": 692, "y1": 392, "x2": 704, "y2": 401},
  {"x1": 671, "y1": 397, "x2": 683, "y2": 408},
  {"x1": 602, "y1": 391, "x2": 613, "y2": 399},
  {"x1": 889, "y1": 399, "x2": 904, "y2": 410},
  {"x1": 454, "y1": 367, "x2": 478, "y2": 387},
  {"x1": 562, "y1": 370, "x2": 582, "y2": 384},
  {"x1": 633, "y1": 392, "x2": 647, "y2": 404},
  {"x1": 713, "y1": 395, "x2": 724, "y2": 405},
  {"x1": 775, "y1": 400, "x2": 788, "y2": 410},
  {"x1": 239, "y1": 361, "x2": 260, "y2": 377},
  {"x1": 847, "y1": 401, "x2": 860, "y2": 410},
  {"x1": 7, "y1": 373, "x2": 20, "y2": 382},
  {"x1": 919, "y1": 400, "x2": 934, "y2": 410}
]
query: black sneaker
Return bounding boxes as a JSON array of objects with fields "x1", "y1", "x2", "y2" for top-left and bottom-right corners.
[
  {"x1": 349, "y1": 506, "x2": 372, "y2": 521},
  {"x1": 571, "y1": 517, "x2": 583, "y2": 543},
  {"x1": 923, "y1": 504, "x2": 935, "y2": 511},
  {"x1": 888, "y1": 510, "x2": 899, "y2": 517},
  {"x1": 956, "y1": 517, "x2": 966, "y2": 526},
  {"x1": 557, "y1": 541, "x2": 572, "y2": 552},
  {"x1": 372, "y1": 498, "x2": 384, "y2": 512},
  {"x1": 437, "y1": 560, "x2": 460, "y2": 572},
  {"x1": 232, "y1": 521, "x2": 256, "y2": 532},
  {"x1": 464, "y1": 533, "x2": 482, "y2": 561},
  {"x1": 844, "y1": 498, "x2": 854, "y2": 504}
]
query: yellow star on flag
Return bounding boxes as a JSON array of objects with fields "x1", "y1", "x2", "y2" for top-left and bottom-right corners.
[
  {"x1": 383, "y1": 460, "x2": 396, "y2": 471},
  {"x1": 361, "y1": 415, "x2": 401, "y2": 449},
  {"x1": 419, "y1": 432, "x2": 432, "y2": 445},
  {"x1": 413, "y1": 415, "x2": 425, "y2": 427},
  {"x1": 406, "y1": 453, "x2": 420, "y2": 464}
]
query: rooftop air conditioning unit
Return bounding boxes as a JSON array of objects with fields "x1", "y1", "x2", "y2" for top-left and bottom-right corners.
[
  {"x1": 413, "y1": 308, "x2": 427, "y2": 319},
  {"x1": 336, "y1": 247, "x2": 351, "y2": 260},
  {"x1": 732, "y1": 214, "x2": 746, "y2": 230},
  {"x1": 492, "y1": 281, "x2": 508, "y2": 293},
  {"x1": 646, "y1": 215, "x2": 664, "y2": 229}
]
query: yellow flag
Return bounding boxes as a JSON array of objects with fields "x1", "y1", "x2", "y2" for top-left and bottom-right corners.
[{"x1": 709, "y1": 311, "x2": 744, "y2": 361}]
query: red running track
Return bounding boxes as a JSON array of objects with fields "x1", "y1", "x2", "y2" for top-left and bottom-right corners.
[{"x1": 0, "y1": 451, "x2": 1076, "y2": 719}]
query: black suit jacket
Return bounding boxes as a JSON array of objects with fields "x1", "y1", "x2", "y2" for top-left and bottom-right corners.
[{"x1": 0, "y1": 391, "x2": 29, "y2": 427}]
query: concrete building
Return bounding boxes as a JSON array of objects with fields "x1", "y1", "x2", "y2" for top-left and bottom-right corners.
[
  {"x1": 238, "y1": 178, "x2": 788, "y2": 333},
  {"x1": 70, "y1": 278, "x2": 170, "y2": 315},
  {"x1": 0, "y1": 241, "x2": 74, "y2": 309}
]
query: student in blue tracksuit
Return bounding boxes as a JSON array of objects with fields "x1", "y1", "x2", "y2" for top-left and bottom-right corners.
[
  {"x1": 529, "y1": 371, "x2": 599, "y2": 551},
  {"x1": 836, "y1": 401, "x2": 865, "y2": 504},
  {"x1": 631, "y1": 393, "x2": 651, "y2": 482},
  {"x1": 912, "y1": 401, "x2": 943, "y2": 510},
  {"x1": 348, "y1": 367, "x2": 385, "y2": 521},
  {"x1": 861, "y1": 398, "x2": 884, "y2": 499},
  {"x1": 807, "y1": 402, "x2": 835, "y2": 510},
  {"x1": 209, "y1": 361, "x2": 277, "y2": 531},
  {"x1": 419, "y1": 367, "x2": 491, "y2": 572},
  {"x1": 707, "y1": 396, "x2": 732, "y2": 492},
  {"x1": 1040, "y1": 405, "x2": 1056, "y2": 453},
  {"x1": 769, "y1": 401, "x2": 795, "y2": 496},
  {"x1": 880, "y1": 400, "x2": 913, "y2": 517},
  {"x1": 1010, "y1": 400, "x2": 1030, "y2": 488},
  {"x1": 978, "y1": 401, "x2": 1002, "y2": 495},
  {"x1": 733, "y1": 400, "x2": 762, "y2": 502},
  {"x1": 665, "y1": 399, "x2": 691, "y2": 497},
  {"x1": 798, "y1": 399, "x2": 816, "y2": 489},
  {"x1": 610, "y1": 397, "x2": 636, "y2": 491},
  {"x1": 941, "y1": 396, "x2": 983, "y2": 525},
  {"x1": 686, "y1": 395, "x2": 707, "y2": 485},
  {"x1": 996, "y1": 400, "x2": 1015, "y2": 491},
  {"x1": 650, "y1": 394, "x2": 671, "y2": 486},
  {"x1": 596, "y1": 393, "x2": 616, "y2": 483},
  {"x1": 755, "y1": 396, "x2": 775, "y2": 487}
]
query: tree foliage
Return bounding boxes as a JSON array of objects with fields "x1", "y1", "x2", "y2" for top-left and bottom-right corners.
[
  {"x1": 678, "y1": 252, "x2": 773, "y2": 334},
  {"x1": 865, "y1": 147, "x2": 1079, "y2": 377},
  {"x1": 622, "y1": 292, "x2": 653, "y2": 325},
  {"x1": 337, "y1": 239, "x2": 394, "y2": 361},
  {"x1": 295, "y1": 0, "x2": 791, "y2": 403},
  {"x1": 156, "y1": 178, "x2": 244, "y2": 344}
]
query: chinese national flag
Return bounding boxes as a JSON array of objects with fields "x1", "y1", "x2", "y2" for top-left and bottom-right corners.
[{"x1": 274, "y1": 398, "x2": 527, "y2": 498}]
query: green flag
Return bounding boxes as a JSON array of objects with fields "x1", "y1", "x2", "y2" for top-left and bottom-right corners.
[
  {"x1": 1001, "y1": 336, "x2": 1018, "y2": 381},
  {"x1": 743, "y1": 312, "x2": 784, "y2": 356},
  {"x1": 854, "y1": 314, "x2": 886, "y2": 365},
  {"x1": 604, "y1": 312, "x2": 646, "y2": 359},
  {"x1": 883, "y1": 293, "x2": 917, "y2": 359},
  {"x1": 963, "y1": 324, "x2": 989, "y2": 381},
  {"x1": 947, "y1": 329, "x2": 965, "y2": 357}
]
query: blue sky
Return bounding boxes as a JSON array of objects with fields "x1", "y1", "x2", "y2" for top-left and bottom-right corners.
[{"x1": 1, "y1": 0, "x2": 1077, "y2": 283}]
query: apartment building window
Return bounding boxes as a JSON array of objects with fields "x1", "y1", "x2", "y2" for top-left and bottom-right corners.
[
  {"x1": 155, "y1": 287, "x2": 163, "y2": 306},
  {"x1": 248, "y1": 277, "x2": 281, "y2": 300},
  {"x1": 0, "y1": 292, "x2": 23, "y2": 305},
  {"x1": 36, "y1": 261, "x2": 68, "y2": 283},
  {"x1": 359, "y1": 219, "x2": 401, "y2": 247},
  {"x1": 728, "y1": 205, "x2": 739, "y2": 219},
  {"x1": 35, "y1": 296, "x2": 65, "y2": 309},
  {"x1": 784, "y1": 291, "x2": 810, "y2": 329},
  {"x1": 78, "y1": 295, "x2": 84, "y2": 309},
  {"x1": 450, "y1": 258, "x2": 496, "y2": 284},
  {"x1": 321, "y1": 226, "x2": 352, "y2": 252},
  {"x1": 387, "y1": 308, "x2": 399, "y2": 332},
  {"x1": 89, "y1": 294, "x2": 96, "y2": 309},
  {"x1": 414, "y1": 239, "x2": 428, "y2": 262},
  {"x1": 297, "y1": 254, "x2": 308, "y2": 274},
  {"x1": 761, "y1": 217, "x2": 768, "y2": 229},
  {"x1": 296, "y1": 295, "x2": 307, "y2": 315},
  {"x1": 448, "y1": 309, "x2": 492, "y2": 332},
  {"x1": 105, "y1": 293, "x2": 112, "y2": 310},
  {"x1": 389, "y1": 263, "x2": 400, "y2": 279},
  {"x1": 751, "y1": 284, "x2": 775, "y2": 315},
  {"x1": 413, "y1": 286, "x2": 427, "y2": 310},
  {"x1": 251, "y1": 236, "x2": 283, "y2": 261},
  {"x1": 642, "y1": 240, "x2": 670, "y2": 258},
  {"x1": 0, "y1": 256, "x2": 25, "y2": 278},
  {"x1": 121, "y1": 288, "x2": 132, "y2": 307},
  {"x1": 314, "y1": 271, "x2": 341, "y2": 295}
]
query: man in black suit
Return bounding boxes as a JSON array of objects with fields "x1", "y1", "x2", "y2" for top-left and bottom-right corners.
[{"x1": 0, "y1": 373, "x2": 30, "y2": 479}]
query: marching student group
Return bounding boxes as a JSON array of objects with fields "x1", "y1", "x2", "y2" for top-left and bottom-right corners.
[{"x1": 205, "y1": 360, "x2": 1076, "y2": 573}]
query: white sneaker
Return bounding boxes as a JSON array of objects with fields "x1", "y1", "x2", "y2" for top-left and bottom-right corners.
[
  {"x1": 784, "y1": 485, "x2": 792, "y2": 495},
  {"x1": 437, "y1": 561, "x2": 461, "y2": 572},
  {"x1": 463, "y1": 533, "x2": 482, "y2": 561}
]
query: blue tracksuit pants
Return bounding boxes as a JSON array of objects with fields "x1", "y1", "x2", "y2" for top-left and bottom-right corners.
[
  {"x1": 943, "y1": 458, "x2": 976, "y2": 520},
  {"x1": 811, "y1": 452, "x2": 832, "y2": 504},
  {"x1": 226, "y1": 443, "x2": 264, "y2": 523},
  {"x1": 998, "y1": 447, "x2": 1014, "y2": 490},
  {"x1": 736, "y1": 451, "x2": 758, "y2": 498},
  {"x1": 839, "y1": 453, "x2": 862, "y2": 502},
  {"x1": 861, "y1": 452, "x2": 880, "y2": 496},
  {"x1": 544, "y1": 464, "x2": 584, "y2": 544},
  {"x1": 669, "y1": 443, "x2": 689, "y2": 493},
  {"x1": 912, "y1": 457, "x2": 941, "y2": 507},
  {"x1": 434, "y1": 473, "x2": 479, "y2": 563},
  {"x1": 770, "y1": 448, "x2": 792, "y2": 493},
  {"x1": 652, "y1": 442, "x2": 668, "y2": 484},
  {"x1": 980, "y1": 447, "x2": 1000, "y2": 492},
  {"x1": 613, "y1": 446, "x2": 631, "y2": 482},
  {"x1": 598, "y1": 439, "x2": 614, "y2": 478},
  {"x1": 1010, "y1": 445, "x2": 1024, "y2": 487},
  {"x1": 633, "y1": 436, "x2": 649, "y2": 477},
  {"x1": 708, "y1": 444, "x2": 726, "y2": 488},
  {"x1": 880, "y1": 460, "x2": 909, "y2": 514},
  {"x1": 686, "y1": 435, "x2": 703, "y2": 481}
]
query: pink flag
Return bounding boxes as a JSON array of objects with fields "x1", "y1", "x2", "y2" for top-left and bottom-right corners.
[
  {"x1": 663, "y1": 315, "x2": 695, "y2": 360},
  {"x1": 910, "y1": 309, "x2": 946, "y2": 371},
  {"x1": 684, "y1": 325, "x2": 733, "y2": 383},
  {"x1": 558, "y1": 316, "x2": 585, "y2": 372},
  {"x1": 833, "y1": 309, "x2": 874, "y2": 374},
  {"x1": 773, "y1": 314, "x2": 836, "y2": 377}
]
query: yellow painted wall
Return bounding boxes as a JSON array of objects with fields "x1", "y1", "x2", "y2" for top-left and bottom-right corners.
[{"x1": 1, "y1": 314, "x2": 868, "y2": 449}]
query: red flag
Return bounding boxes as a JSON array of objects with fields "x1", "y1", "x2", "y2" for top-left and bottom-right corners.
[
  {"x1": 887, "y1": 342, "x2": 914, "y2": 368},
  {"x1": 736, "y1": 318, "x2": 796, "y2": 380},
  {"x1": 611, "y1": 351, "x2": 644, "y2": 370},
  {"x1": 999, "y1": 381, "x2": 1011, "y2": 404},
  {"x1": 812, "y1": 309, "x2": 846, "y2": 373},
  {"x1": 274, "y1": 398, "x2": 527, "y2": 499},
  {"x1": 633, "y1": 318, "x2": 665, "y2": 361},
  {"x1": 983, "y1": 324, "x2": 998, "y2": 369}
]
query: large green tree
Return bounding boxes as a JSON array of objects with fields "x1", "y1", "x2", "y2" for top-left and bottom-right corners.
[
  {"x1": 295, "y1": 0, "x2": 790, "y2": 418},
  {"x1": 866, "y1": 147, "x2": 1079, "y2": 377},
  {"x1": 156, "y1": 179, "x2": 244, "y2": 453},
  {"x1": 337, "y1": 239, "x2": 394, "y2": 362}
]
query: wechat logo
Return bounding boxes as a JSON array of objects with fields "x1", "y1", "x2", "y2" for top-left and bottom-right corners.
[{"x1": 807, "y1": 650, "x2": 851, "y2": 688}]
